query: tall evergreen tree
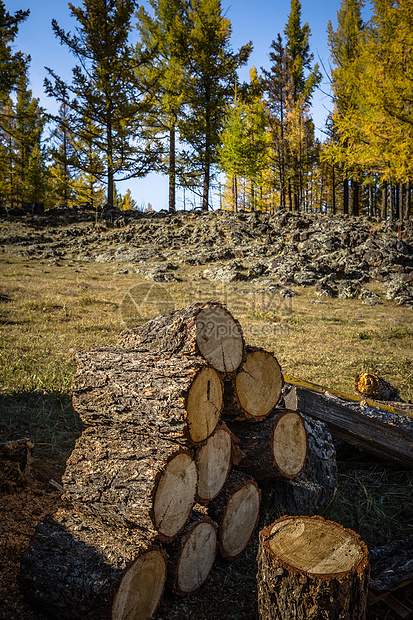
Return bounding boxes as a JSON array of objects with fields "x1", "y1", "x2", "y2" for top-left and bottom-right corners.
[
  {"x1": 45, "y1": 0, "x2": 159, "y2": 208},
  {"x1": 0, "y1": 1, "x2": 29, "y2": 103},
  {"x1": 179, "y1": 0, "x2": 252, "y2": 211}
]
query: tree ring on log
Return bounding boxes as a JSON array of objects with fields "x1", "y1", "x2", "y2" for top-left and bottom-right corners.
[
  {"x1": 266, "y1": 516, "x2": 366, "y2": 576},
  {"x1": 176, "y1": 521, "x2": 217, "y2": 594},
  {"x1": 235, "y1": 348, "x2": 283, "y2": 419},
  {"x1": 273, "y1": 411, "x2": 308, "y2": 479},
  {"x1": 221, "y1": 480, "x2": 260, "y2": 559},
  {"x1": 195, "y1": 304, "x2": 244, "y2": 374},
  {"x1": 112, "y1": 550, "x2": 167, "y2": 620},
  {"x1": 186, "y1": 367, "x2": 223, "y2": 443},
  {"x1": 195, "y1": 426, "x2": 232, "y2": 502},
  {"x1": 154, "y1": 452, "x2": 197, "y2": 540}
]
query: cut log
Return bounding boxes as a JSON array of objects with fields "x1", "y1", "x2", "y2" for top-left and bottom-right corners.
[
  {"x1": 18, "y1": 508, "x2": 167, "y2": 620},
  {"x1": 284, "y1": 378, "x2": 413, "y2": 468},
  {"x1": 165, "y1": 509, "x2": 218, "y2": 596},
  {"x1": 223, "y1": 347, "x2": 283, "y2": 421},
  {"x1": 228, "y1": 410, "x2": 307, "y2": 481},
  {"x1": 195, "y1": 423, "x2": 233, "y2": 504},
  {"x1": 355, "y1": 372, "x2": 403, "y2": 402},
  {"x1": 62, "y1": 426, "x2": 197, "y2": 541},
  {"x1": 0, "y1": 437, "x2": 33, "y2": 492},
  {"x1": 263, "y1": 414, "x2": 337, "y2": 516},
  {"x1": 208, "y1": 470, "x2": 261, "y2": 560},
  {"x1": 71, "y1": 346, "x2": 223, "y2": 445},
  {"x1": 117, "y1": 301, "x2": 245, "y2": 376},
  {"x1": 257, "y1": 515, "x2": 370, "y2": 620}
]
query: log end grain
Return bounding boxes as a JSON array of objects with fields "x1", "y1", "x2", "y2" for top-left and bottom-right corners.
[
  {"x1": 186, "y1": 366, "x2": 223, "y2": 443},
  {"x1": 273, "y1": 410, "x2": 308, "y2": 479},
  {"x1": 258, "y1": 515, "x2": 369, "y2": 620},
  {"x1": 195, "y1": 425, "x2": 232, "y2": 503},
  {"x1": 194, "y1": 304, "x2": 244, "y2": 374},
  {"x1": 234, "y1": 348, "x2": 284, "y2": 420}
]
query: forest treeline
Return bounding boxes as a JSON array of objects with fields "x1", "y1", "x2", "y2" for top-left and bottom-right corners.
[{"x1": 0, "y1": 0, "x2": 411, "y2": 221}]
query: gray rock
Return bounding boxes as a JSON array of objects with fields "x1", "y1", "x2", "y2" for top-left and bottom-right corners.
[
  {"x1": 359, "y1": 288, "x2": 381, "y2": 305},
  {"x1": 338, "y1": 280, "x2": 359, "y2": 300}
]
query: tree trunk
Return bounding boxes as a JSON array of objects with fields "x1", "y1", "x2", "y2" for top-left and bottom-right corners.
[
  {"x1": 351, "y1": 179, "x2": 359, "y2": 216},
  {"x1": 62, "y1": 426, "x2": 197, "y2": 540},
  {"x1": 208, "y1": 470, "x2": 260, "y2": 560},
  {"x1": 169, "y1": 123, "x2": 176, "y2": 213},
  {"x1": 228, "y1": 409, "x2": 307, "y2": 481},
  {"x1": 195, "y1": 423, "x2": 233, "y2": 504},
  {"x1": 222, "y1": 347, "x2": 283, "y2": 421},
  {"x1": 381, "y1": 182, "x2": 388, "y2": 220},
  {"x1": 233, "y1": 174, "x2": 238, "y2": 212},
  {"x1": 343, "y1": 176, "x2": 349, "y2": 215},
  {"x1": 332, "y1": 164, "x2": 336, "y2": 215},
  {"x1": 18, "y1": 508, "x2": 167, "y2": 620},
  {"x1": 257, "y1": 516, "x2": 369, "y2": 620},
  {"x1": 71, "y1": 346, "x2": 223, "y2": 445},
  {"x1": 262, "y1": 414, "x2": 337, "y2": 516},
  {"x1": 202, "y1": 161, "x2": 210, "y2": 211},
  {"x1": 404, "y1": 179, "x2": 411, "y2": 221},
  {"x1": 0, "y1": 437, "x2": 33, "y2": 492},
  {"x1": 165, "y1": 509, "x2": 217, "y2": 596},
  {"x1": 117, "y1": 301, "x2": 245, "y2": 376}
]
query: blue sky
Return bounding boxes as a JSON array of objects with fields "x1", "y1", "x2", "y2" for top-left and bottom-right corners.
[{"x1": 6, "y1": 0, "x2": 369, "y2": 210}]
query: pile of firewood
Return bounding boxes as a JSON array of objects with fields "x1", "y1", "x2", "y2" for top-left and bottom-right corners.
[{"x1": 18, "y1": 302, "x2": 335, "y2": 620}]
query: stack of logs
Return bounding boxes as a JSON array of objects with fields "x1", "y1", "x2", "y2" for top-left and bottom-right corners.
[{"x1": 18, "y1": 301, "x2": 331, "y2": 620}]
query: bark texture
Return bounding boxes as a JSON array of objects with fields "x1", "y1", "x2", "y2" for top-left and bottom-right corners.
[
  {"x1": 223, "y1": 347, "x2": 283, "y2": 421},
  {"x1": 62, "y1": 426, "x2": 197, "y2": 541},
  {"x1": 263, "y1": 415, "x2": 337, "y2": 516},
  {"x1": 164, "y1": 510, "x2": 218, "y2": 596},
  {"x1": 0, "y1": 437, "x2": 33, "y2": 492},
  {"x1": 257, "y1": 516, "x2": 369, "y2": 620},
  {"x1": 18, "y1": 508, "x2": 167, "y2": 620},
  {"x1": 117, "y1": 301, "x2": 245, "y2": 376},
  {"x1": 71, "y1": 346, "x2": 223, "y2": 445},
  {"x1": 229, "y1": 410, "x2": 307, "y2": 481},
  {"x1": 208, "y1": 470, "x2": 261, "y2": 560}
]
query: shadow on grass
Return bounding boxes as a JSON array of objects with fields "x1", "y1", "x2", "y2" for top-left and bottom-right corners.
[{"x1": 0, "y1": 390, "x2": 84, "y2": 478}]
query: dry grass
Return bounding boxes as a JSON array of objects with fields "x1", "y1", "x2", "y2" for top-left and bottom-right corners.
[{"x1": 1, "y1": 251, "x2": 412, "y2": 620}]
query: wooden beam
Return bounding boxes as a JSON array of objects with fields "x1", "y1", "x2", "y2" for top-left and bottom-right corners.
[{"x1": 283, "y1": 377, "x2": 413, "y2": 468}]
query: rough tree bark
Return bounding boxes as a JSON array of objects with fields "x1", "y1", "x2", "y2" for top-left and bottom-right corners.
[
  {"x1": 71, "y1": 346, "x2": 223, "y2": 445},
  {"x1": 117, "y1": 301, "x2": 245, "y2": 376},
  {"x1": 62, "y1": 426, "x2": 197, "y2": 541},
  {"x1": 18, "y1": 508, "x2": 167, "y2": 620},
  {"x1": 355, "y1": 372, "x2": 403, "y2": 402},
  {"x1": 195, "y1": 423, "x2": 233, "y2": 504},
  {"x1": 257, "y1": 515, "x2": 369, "y2": 620},
  {"x1": 223, "y1": 347, "x2": 284, "y2": 421},
  {"x1": 228, "y1": 410, "x2": 308, "y2": 481},
  {"x1": 164, "y1": 509, "x2": 218, "y2": 596},
  {"x1": 208, "y1": 470, "x2": 261, "y2": 560}
]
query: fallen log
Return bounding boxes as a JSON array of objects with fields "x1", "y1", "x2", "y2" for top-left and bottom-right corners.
[
  {"x1": 369, "y1": 538, "x2": 413, "y2": 594},
  {"x1": 62, "y1": 426, "x2": 197, "y2": 541},
  {"x1": 164, "y1": 509, "x2": 217, "y2": 596},
  {"x1": 117, "y1": 301, "x2": 245, "y2": 376},
  {"x1": 18, "y1": 508, "x2": 167, "y2": 620},
  {"x1": 283, "y1": 376, "x2": 413, "y2": 468},
  {"x1": 208, "y1": 470, "x2": 260, "y2": 560},
  {"x1": 355, "y1": 372, "x2": 403, "y2": 402},
  {"x1": 228, "y1": 410, "x2": 307, "y2": 481},
  {"x1": 0, "y1": 437, "x2": 33, "y2": 492},
  {"x1": 195, "y1": 423, "x2": 233, "y2": 504},
  {"x1": 71, "y1": 346, "x2": 223, "y2": 445},
  {"x1": 223, "y1": 347, "x2": 284, "y2": 422},
  {"x1": 262, "y1": 414, "x2": 337, "y2": 516},
  {"x1": 257, "y1": 515, "x2": 369, "y2": 620}
]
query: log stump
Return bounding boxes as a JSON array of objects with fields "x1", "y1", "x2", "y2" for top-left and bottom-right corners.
[
  {"x1": 223, "y1": 347, "x2": 283, "y2": 421},
  {"x1": 229, "y1": 410, "x2": 308, "y2": 481},
  {"x1": 62, "y1": 426, "x2": 197, "y2": 540},
  {"x1": 263, "y1": 415, "x2": 337, "y2": 516},
  {"x1": 208, "y1": 470, "x2": 261, "y2": 560},
  {"x1": 18, "y1": 508, "x2": 167, "y2": 620},
  {"x1": 257, "y1": 515, "x2": 369, "y2": 620},
  {"x1": 195, "y1": 423, "x2": 233, "y2": 504},
  {"x1": 118, "y1": 301, "x2": 245, "y2": 376},
  {"x1": 165, "y1": 510, "x2": 218, "y2": 596},
  {"x1": 71, "y1": 347, "x2": 223, "y2": 445}
]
